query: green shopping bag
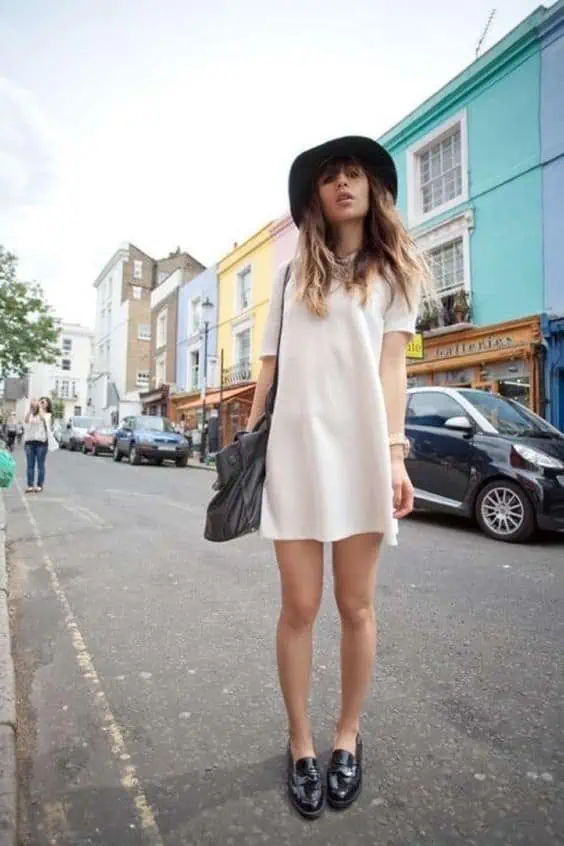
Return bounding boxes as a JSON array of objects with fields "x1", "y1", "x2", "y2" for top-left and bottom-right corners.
[{"x1": 0, "y1": 449, "x2": 16, "y2": 489}]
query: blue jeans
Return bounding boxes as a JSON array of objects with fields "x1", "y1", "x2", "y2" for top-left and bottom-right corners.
[{"x1": 25, "y1": 441, "x2": 48, "y2": 488}]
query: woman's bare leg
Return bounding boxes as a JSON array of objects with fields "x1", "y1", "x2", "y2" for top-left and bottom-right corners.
[
  {"x1": 332, "y1": 532, "x2": 383, "y2": 753},
  {"x1": 275, "y1": 539, "x2": 324, "y2": 760}
]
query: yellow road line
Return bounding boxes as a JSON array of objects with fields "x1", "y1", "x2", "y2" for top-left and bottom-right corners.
[{"x1": 15, "y1": 480, "x2": 164, "y2": 845}]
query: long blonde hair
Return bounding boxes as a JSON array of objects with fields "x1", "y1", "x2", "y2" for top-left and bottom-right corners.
[{"x1": 294, "y1": 162, "x2": 429, "y2": 317}]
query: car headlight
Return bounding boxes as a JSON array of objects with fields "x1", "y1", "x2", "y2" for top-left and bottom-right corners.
[{"x1": 512, "y1": 443, "x2": 564, "y2": 470}]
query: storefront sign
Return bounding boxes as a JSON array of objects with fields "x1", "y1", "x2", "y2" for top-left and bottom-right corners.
[
  {"x1": 406, "y1": 333, "x2": 424, "y2": 360},
  {"x1": 432, "y1": 335, "x2": 515, "y2": 359}
]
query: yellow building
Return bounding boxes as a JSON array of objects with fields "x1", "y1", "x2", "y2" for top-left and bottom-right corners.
[{"x1": 217, "y1": 221, "x2": 276, "y2": 387}]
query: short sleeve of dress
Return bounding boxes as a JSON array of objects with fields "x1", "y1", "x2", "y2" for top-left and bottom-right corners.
[
  {"x1": 383, "y1": 283, "x2": 420, "y2": 338},
  {"x1": 260, "y1": 262, "x2": 289, "y2": 359}
]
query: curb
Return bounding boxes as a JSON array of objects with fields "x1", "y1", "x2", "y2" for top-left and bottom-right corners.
[
  {"x1": 187, "y1": 460, "x2": 215, "y2": 472},
  {"x1": 0, "y1": 492, "x2": 17, "y2": 846}
]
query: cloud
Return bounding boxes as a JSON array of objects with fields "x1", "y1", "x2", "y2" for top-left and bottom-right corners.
[{"x1": 0, "y1": 77, "x2": 58, "y2": 211}]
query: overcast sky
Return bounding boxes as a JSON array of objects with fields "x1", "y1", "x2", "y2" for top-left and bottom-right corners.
[{"x1": 0, "y1": 0, "x2": 549, "y2": 328}]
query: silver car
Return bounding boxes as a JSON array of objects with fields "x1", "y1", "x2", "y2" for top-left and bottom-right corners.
[{"x1": 59, "y1": 416, "x2": 104, "y2": 451}]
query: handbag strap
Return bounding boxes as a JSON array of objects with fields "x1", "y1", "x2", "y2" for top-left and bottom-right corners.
[{"x1": 265, "y1": 262, "x2": 292, "y2": 417}]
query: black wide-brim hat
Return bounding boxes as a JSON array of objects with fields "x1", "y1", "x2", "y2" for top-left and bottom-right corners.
[{"x1": 289, "y1": 136, "x2": 397, "y2": 228}]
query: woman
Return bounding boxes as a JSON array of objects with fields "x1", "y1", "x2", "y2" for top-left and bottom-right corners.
[
  {"x1": 247, "y1": 137, "x2": 428, "y2": 818},
  {"x1": 24, "y1": 396, "x2": 53, "y2": 493}
]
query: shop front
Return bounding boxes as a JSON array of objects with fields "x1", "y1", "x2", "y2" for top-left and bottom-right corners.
[
  {"x1": 407, "y1": 316, "x2": 543, "y2": 412},
  {"x1": 140, "y1": 384, "x2": 170, "y2": 418},
  {"x1": 170, "y1": 384, "x2": 256, "y2": 452},
  {"x1": 542, "y1": 314, "x2": 564, "y2": 431}
]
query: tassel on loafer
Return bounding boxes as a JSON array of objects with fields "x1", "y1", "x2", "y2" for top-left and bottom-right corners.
[
  {"x1": 327, "y1": 734, "x2": 363, "y2": 810},
  {"x1": 287, "y1": 744, "x2": 325, "y2": 819}
]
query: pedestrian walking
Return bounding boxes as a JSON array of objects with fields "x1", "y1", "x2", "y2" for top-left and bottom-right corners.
[
  {"x1": 4, "y1": 413, "x2": 17, "y2": 452},
  {"x1": 245, "y1": 137, "x2": 429, "y2": 817},
  {"x1": 23, "y1": 396, "x2": 54, "y2": 493},
  {"x1": 16, "y1": 421, "x2": 24, "y2": 445}
]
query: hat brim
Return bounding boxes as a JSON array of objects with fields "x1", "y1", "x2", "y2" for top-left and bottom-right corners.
[{"x1": 289, "y1": 136, "x2": 397, "y2": 228}]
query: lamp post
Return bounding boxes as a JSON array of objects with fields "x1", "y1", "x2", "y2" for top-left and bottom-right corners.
[{"x1": 199, "y1": 295, "x2": 214, "y2": 463}]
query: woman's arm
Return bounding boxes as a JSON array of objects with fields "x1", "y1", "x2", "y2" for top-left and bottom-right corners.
[
  {"x1": 246, "y1": 358, "x2": 276, "y2": 431},
  {"x1": 380, "y1": 331, "x2": 413, "y2": 519}
]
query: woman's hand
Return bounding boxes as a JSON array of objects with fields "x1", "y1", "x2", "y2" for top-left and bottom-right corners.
[{"x1": 391, "y1": 455, "x2": 414, "y2": 519}]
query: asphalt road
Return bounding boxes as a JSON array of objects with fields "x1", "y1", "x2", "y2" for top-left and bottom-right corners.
[{"x1": 4, "y1": 445, "x2": 564, "y2": 845}]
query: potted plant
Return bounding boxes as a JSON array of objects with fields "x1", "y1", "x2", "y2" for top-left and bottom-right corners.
[
  {"x1": 453, "y1": 289, "x2": 471, "y2": 324},
  {"x1": 416, "y1": 300, "x2": 441, "y2": 331}
]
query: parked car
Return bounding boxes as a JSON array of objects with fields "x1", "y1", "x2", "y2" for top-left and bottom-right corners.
[
  {"x1": 405, "y1": 387, "x2": 564, "y2": 543},
  {"x1": 113, "y1": 415, "x2": 190, "y2": 467},
  {"x1": 82, "y1": 426, "x2": 115, "y2": 456},
  {"x1": 60, "y1": 416, "x2": 104, "y2": 451}
]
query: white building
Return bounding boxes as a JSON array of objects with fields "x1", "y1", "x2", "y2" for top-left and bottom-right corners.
[
  {"x1": 25, "y1": 323, "x2": 94, "y2": 420},
  {"x1": 89, "y1": 243, "x2": 154, "y2": 424}
]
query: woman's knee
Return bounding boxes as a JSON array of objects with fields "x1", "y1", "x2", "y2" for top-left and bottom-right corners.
[
  {"x1": 280, "y1": 597, "x2": 320, "y2": 631},
  {"x1": 335, "y1": 594, "x2": 375, "y2": 629}
]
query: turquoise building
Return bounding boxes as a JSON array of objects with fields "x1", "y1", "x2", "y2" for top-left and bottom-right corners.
[{"x1": 379, "y1": 0, "x2": 563, "y2": 418}]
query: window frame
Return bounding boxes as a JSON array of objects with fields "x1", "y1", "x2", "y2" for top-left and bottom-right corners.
[
  {"x1": 407, "y1": 110, "x2": 468, "y2": 227},
  {"x1": 406, "y1": 391, "x2": 466, "y2": 429},
  {"x1": 234, "y1": 325, "x2": 252, "y2": 365},
  {"x1": 136, "y1": 371, "x2": 150, "y2": 389},
  {"x1": 132, "y1": 285, "x2": 142, "y2": 300},
  {"x1": 235, "y1": 265, "x2": 252, "y2": 313},
  {"x1": 138, "y1": 323, "x2": 151, "y2": 341},
  {"x1": 133, "y1": 259, "x2": 143, "y2": 280},
  {"x1": 61, "y1": 358, "x2": 71, "y2": 371},
  {"x1": 62, "y1": 338, "x2": 72, "y2": 353}
]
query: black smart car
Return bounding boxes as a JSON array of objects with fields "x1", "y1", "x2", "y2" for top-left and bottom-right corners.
[{"x1": 405, "y1": 387, "x2": 564, "y2": 542}]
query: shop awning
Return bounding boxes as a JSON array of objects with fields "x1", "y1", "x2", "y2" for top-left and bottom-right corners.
[{"x1": 173, "y1": 384, "x2": 254, "y2": 412}]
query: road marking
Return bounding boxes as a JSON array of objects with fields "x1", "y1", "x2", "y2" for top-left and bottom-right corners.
[
  {"x1": 105, "y1": 489, "x2": 199, "y2": 513},
  {"x1": 61, "y1": 502, "x2": 110, "y2": 529},
  {"x1": 15, "y1": 480, "x2": 164, "y2": 846}
]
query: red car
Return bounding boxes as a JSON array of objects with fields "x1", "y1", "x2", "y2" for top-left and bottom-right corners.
[{"x1": 82, "y1": 427, "x2": 115, "y2": 456}]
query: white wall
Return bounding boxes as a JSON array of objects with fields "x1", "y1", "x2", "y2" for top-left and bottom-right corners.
[{"x1": 25, "y1": 324, "x2": 93, "y2": 420}]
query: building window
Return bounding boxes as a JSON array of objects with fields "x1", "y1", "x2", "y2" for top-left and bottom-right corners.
[
  {"x1": 74, "y1": 405, "x2": 82, "y2": 416},
  {"x1": 235, "y1": 327, "x2": 251, "y2": 363},
  {"x1": 71, "y1": 381, "x2": 77, "y2": 398},
  {"x1": 61, "y1": 380, "x2": 70, "y2": 398},
  {"x1": 236, "y1": 266, "x2": 252, "y2": 312},
  {"x1": 62, "y1": 338, "x2": 72, "y2": 353},
  {"x1": 407, "y1": 111, "x2": 468, "y2": 226},
  {"x1": 132, "y1": 285, "x2": 142, "y2": 300},
  {"x1": 138, "y1": 323, "x2": 151, "y2": 341},
  {"x1": 133, "y1": 260, "x2": 143, "y2": 280},
  {"x1": 419, "y1": 130, "x2": 462, "y2": 214},
  {"x1": 158, "y1": 271, "x2": 169, "y2": 285},
  {"x1": 190, "y1": 350, "x2": 200, "y2": 390},
  {"x1": 156, "y1": 308, "x2": 168, "y2": 348},
  {"x1": 428, "y1": 238, "x2": 464, "y2": 294},
  {"x1": 155, "y1": 352, "x2": 167, "y2": 386},
  {"x1": 62, "y1": 358, "x2": 71, "y2": 371},
  {"x1": 137, "y1": 371, "x2": 150, "y2": 389},
  {"x1": 191, "y1": 296, "x2": 201, "y2": 334}
]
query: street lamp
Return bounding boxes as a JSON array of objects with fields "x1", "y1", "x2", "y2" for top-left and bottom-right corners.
[{"x1": 199, "y1": 295, "x2": 214, "y2": 463}]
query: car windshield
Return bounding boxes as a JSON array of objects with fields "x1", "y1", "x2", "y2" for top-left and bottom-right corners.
[
  {"x1": 460, "y1": 390, "x2": 562, "y2": 438},
  {"x1": 74, "y1": 417, "x2": 103, "y2": 430},
  {"x1": 136, "y1": 416, "x2": 175, "y2": 433}
]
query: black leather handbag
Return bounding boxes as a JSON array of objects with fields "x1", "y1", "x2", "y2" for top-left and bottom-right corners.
[{"x1": 204, "y1": 264, "x2": 291, "y2": 542}]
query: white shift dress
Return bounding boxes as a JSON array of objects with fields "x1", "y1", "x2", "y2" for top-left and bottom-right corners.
[{"x1": 260, "y1": 262, "x2": 418, "y2": 546}]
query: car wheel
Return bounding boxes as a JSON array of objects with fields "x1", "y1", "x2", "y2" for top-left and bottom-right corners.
[
  {"x1": 175, "y1": 456, "x2": 188, "y2": 468},
  {"x1": 475, "y1": 480, "x2": 536, "y2": 543},
  {"x1": 92, "y1": 445, "x2": 98, "y2": 456},
  {"x1": 129, "y1": 444, "x2": 141, "y2": 465},
  {"x1": 81, "y1": 443, "x2": 88, "y2": 454},
  {"x1": 154, "y1": 458, "x2": 163, "y2": 466},
  {"x1": 113, "y1": 444, "x2": 122, "y2": 462}
]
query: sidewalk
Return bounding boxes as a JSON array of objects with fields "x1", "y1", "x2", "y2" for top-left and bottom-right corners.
[{"x1": 0, "y1": 491, "x2": 16, "y2": 846}]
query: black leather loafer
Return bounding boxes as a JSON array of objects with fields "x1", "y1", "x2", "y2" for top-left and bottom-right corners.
[
  {"x1": 287, "y1": 745, "x2": 325, "y2": 819},
  {"x1": 327, "y1": 734, "x2": 363, "y2": 810}
]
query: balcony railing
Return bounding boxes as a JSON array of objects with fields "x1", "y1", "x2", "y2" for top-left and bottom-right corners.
[{"x1": 222, "y1": 358, "x2": 252, "y2": 387}]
